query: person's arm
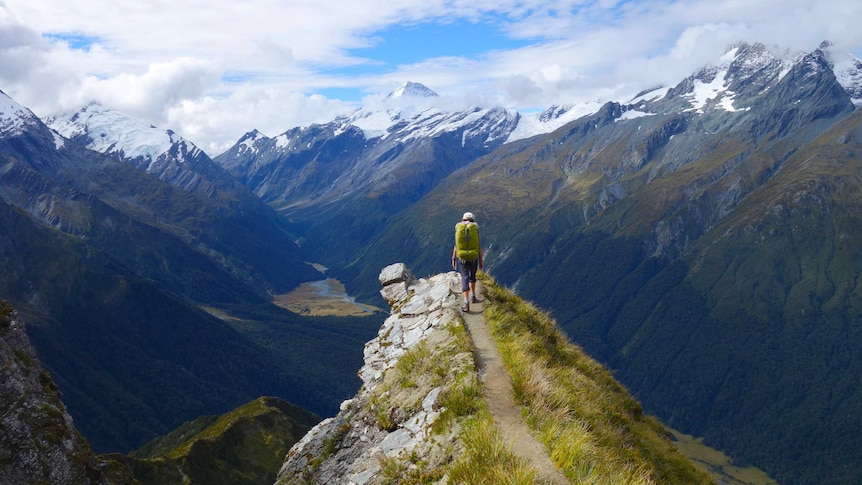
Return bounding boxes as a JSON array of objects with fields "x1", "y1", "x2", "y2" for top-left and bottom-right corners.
[
  {"x1": 452, "y1": 245, "x2": 458, "y2": 269},
  {"x1": 478, "y1": 246, "x2": 484, "y2": 270}
]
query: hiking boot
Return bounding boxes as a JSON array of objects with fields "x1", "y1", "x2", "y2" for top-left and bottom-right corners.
[
  {"x1": 461, "y1": 302, "x2": 469, "y2": 312},
  {"x1": 471, "y1": 294, "x2": 479, "y2": 304}
]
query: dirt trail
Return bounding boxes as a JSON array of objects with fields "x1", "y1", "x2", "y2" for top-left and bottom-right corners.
[{"x1": 462, "y1": 283, "x2": 569, "y2": 484}]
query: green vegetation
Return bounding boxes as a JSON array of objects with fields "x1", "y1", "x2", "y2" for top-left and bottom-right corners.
[
  {"x1": 386, "y1": 318, "x2": 539, "y2": 485},
  {"x1": 481, "y1": 273, "x2": 715, "y2": 484},
  {"x1": 448, "y1": 411, "x2": 539, "y2": 484},
  {"x1": 130, "y1": 415, "x2": 219, "y2": 459},
  {"x1": 107, "y1": 397, "x2": 319, "y2": 485},
  {"x1": 221, "y1": 302, "x2": 381, "y2": 415}
]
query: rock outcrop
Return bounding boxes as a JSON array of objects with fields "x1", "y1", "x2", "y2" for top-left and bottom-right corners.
[
  {"x1": 275, "y1": 264, "x2": 475, "y2": 484},
  {"x1": 0, "y1": 303, "x2": 112, "y2": 485}
]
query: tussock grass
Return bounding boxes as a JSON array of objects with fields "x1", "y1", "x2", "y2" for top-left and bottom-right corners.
[
  {"x1": 448, "y1": 411, "x2": 539, "y2": 485},
  {"x1": 356, "y1": 314, "x2": 538, "y2": 484},
  {"x1": 480, "y1": 273, "x2": 715, "y2": 485},
  {"x1": 395, "y1": 316, "x2": 543, "y2": 484},
  {"x1": 436, "y1": 371, "x2": 482, "y2": 423}
]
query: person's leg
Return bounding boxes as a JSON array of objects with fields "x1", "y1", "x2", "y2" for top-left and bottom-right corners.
[
  {"x1": 459, "y1": 261, "x2": 471, "y2": 310},
  {"x1": 467, "y1": 261, "x2": 479, "y2": 303}
]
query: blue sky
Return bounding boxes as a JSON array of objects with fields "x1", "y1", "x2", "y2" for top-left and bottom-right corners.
[
  {"x1": 1, "y1": 0, "x2": 861, "y2": 152},
  {"x1": 317, "y1": 18, "x2": 535, "y2": 100},
  {"x1": 43, "y1": 33, "x2": 101, "y2": 51},
  {"x1": 317, "y1": 18, "x2": 537, "y2": 100},
  {"x1": 355, "y1": 19, "x2": 535, "y2": 68}
]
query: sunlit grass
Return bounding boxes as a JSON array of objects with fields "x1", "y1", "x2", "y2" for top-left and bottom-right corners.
[
  {"x1": 354, "y1": 310, "x2": 547, "y2": 484},
  {"x1": 481, "y1": 273, "x2": 715, "y2": 485},
  {"x1": 448, "y1": 411, "x2": 540, "y2": 485}
]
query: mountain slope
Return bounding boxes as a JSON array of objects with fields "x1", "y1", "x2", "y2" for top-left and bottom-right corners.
[
  {"x1": 106, "y1": 397, "x2": 319, "y2": 485},
  {"x1": 0, "y1": 90, "x2": 373, "y2": 453},
  {"x1": 45, "y1": 102, "x2": 319, "y2": 294},
  {"x1": 0, "y1": 303, "x2": 119, "y2": 485},
  {"x1": 276, "y1": 264, "x2": 715, "y2": 484},
  {"x1": 325, "y1": 42, "x2": 862, "y2": 484},
  {"x1": 0, "y1": 197, "x2": 325, "y2": 453},
  {"x1": 213, "y1": 82, "x2": 520, "y2": 266}
]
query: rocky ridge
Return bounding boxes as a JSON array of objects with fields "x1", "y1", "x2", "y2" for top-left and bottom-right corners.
[
  {"x1": 275, "y1": 263, "x2": 473, "y2": 484},
  {"x1": 274, "y1": 265, "x2": 722, "y2": 485},
  {"x1": 0, "y1": 303, "x2": 112, "y2": 485}
]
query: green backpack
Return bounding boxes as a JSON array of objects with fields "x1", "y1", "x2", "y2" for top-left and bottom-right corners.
[{"x1": 455, "y1": 222, "x2": 480, "y2": 261}]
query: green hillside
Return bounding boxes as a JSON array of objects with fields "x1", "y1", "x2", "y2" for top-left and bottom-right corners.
[{"x1": 104, "y1": 397, "x2": 319, "y2": 485}]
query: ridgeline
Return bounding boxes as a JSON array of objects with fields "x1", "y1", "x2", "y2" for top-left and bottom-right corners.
[{"x1": 1, "y1": 267, "x2": 776, "y2": 484}]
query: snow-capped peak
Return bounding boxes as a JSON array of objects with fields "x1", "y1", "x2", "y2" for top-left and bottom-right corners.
[
  {"x1": 669, "y1": 42, "x2": 799, "y2": 114},
  {"x1": 387, "y1": 81, "x2": 439, "y2": 99},
  {"x1": 822, "y1": 44, "x2": 862, "y2": 105},
  {"x1": 47, "y1": 103, "x2": 189, "y2": 163},
  {"x1": 335, "y1": 82, "x2": 444, "y2": 139},
  {"x1": 1, "y1": 89, "x2": 42, "y2": 138},
  {"x1": 506, "y1": 101, "x2": 604, "y2": 143}
]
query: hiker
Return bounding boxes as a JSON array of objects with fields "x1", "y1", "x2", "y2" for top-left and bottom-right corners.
[{"x1": 452, "y1": 211, "x2": 483, "y2": 312}]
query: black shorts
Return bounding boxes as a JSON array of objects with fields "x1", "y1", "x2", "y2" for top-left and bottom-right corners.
[{"x1": 458, "y1": 259, "x2": 478, "y2": 291}]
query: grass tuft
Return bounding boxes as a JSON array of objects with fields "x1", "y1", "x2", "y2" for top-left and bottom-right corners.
[{"x1": 448, "y1": 412, "x2": 539, "y2": 485}]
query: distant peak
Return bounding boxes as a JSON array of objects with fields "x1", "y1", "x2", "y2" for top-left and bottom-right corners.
[
  {"x1": 0, "y1": 89, "x2": 40, "y2": 137},
  {"x1": 239, "y1": 129, "x2": 266, "y2": 141},
  {"x1": 387, "y1": 82, "x2": 439, "y2": 99}
]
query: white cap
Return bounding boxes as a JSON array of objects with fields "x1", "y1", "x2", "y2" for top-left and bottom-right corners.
[{"x1": 462, "y1": 212, "x2": 475, "y2": 221}]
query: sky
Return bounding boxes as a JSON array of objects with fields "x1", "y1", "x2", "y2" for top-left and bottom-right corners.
[{"x1": 1, "y1": 0, "x2": 861, "y2": 155}]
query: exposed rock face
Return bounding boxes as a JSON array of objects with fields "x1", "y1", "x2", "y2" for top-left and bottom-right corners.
[
  {"x1": 275, "y1": 264, "x2": 472, "y2": 484},
  {"x1": 0, "y1": 304, "x2": 110, "y2": 485}
]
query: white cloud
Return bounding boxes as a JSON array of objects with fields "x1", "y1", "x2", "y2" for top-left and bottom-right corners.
[
  {"x1": 0, "y1": 0, "x2": 860, "y2": 153},
  {"x1": 164, "y1": 85, "x2": 352, "y2": 155},
  {"x1": 71, "y1": 58, "x2": 222, "y2": 119}
]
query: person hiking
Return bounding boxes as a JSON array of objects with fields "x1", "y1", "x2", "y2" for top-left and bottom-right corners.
[{"x1": 452, "y1": 211, "x2": 483, "y2": 312}]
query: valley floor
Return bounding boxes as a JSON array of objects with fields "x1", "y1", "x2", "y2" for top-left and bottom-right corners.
[
  {"x1": 273, "y1": 278, "x2": 384, "y2": 316},
  {"x1": 667, "y1": 429, "x2": 777, "y2": 485}
]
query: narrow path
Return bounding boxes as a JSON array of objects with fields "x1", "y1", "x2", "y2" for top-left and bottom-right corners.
[{"x1": 462, "y1": 283, "x2": 569, "y2": 484}]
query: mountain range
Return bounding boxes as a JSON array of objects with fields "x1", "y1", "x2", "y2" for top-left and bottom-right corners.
[
  {"x1": 346, "y1": 42, "x2": 862, "y2": 485},
  {"x1": 0, "y1": 89, "x2": 378, "y2": 453},
  {"x1": 2, "y1": 39, "x2": 862, "y2": 484}
]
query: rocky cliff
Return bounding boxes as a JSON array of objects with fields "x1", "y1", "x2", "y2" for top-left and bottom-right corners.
[
  {"x1": 0, "y1": 302, "x2": 112, "y2": 484},
  {"x1": 275, "y1": 264, "x2": 473, "y2": 484}
]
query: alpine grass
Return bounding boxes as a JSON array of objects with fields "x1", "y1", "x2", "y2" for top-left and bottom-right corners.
[{"x1": 480, "y1": 273, "x2": 714, "y2": 485}]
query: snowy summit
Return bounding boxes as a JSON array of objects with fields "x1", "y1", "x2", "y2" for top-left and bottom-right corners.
[
  {"x1": 386, "y1": 81, "x2": 439, "y2": 99},
  {"x1": 0, "y1": 90, "x2": 42, "y2": 138},
  {"x1": 47, "y1": 103, "x2": 181, "y2": 163}
]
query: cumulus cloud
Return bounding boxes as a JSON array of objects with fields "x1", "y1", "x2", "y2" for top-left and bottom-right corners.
[
  {"x1": 73, "y1": 58, "x2": 222, "y2": 119},
  {"x1": 0, "y1": 11, "x2": 49, "y2": 83},
  {"x1": 0, "y1": 0, "x2": 860, "y2": 151},
  {"x1": 165, "y1": 86, "x2": 353, "y2": 155}
]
